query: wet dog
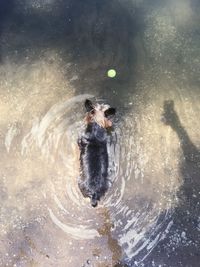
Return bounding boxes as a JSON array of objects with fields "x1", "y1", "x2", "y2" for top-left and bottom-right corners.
[{"x1": 78, "y1": 99, "x2": 116, "y2": 207}]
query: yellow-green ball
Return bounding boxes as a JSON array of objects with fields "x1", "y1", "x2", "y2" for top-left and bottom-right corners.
[{"x1": 107, "y1": 69, "x2": 116, "y2": 78}]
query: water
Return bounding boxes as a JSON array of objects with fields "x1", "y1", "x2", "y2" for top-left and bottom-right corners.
[{"x1": 0, "y1": 0, "x2": 200, "y2": 266}]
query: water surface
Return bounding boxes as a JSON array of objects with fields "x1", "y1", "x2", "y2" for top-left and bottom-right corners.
[{"x1": 0, "y1": 0, "x2": 200, "y2": 266}]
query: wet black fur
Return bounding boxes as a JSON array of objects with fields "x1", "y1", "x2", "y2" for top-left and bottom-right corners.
[{"x1": 78, "y1": 100, "x2": 115, "y2": 207}]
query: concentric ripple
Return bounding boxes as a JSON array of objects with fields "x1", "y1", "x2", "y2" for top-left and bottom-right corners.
[{"x1": 13, "y1": 94, "x2": 176, "y2": 264}]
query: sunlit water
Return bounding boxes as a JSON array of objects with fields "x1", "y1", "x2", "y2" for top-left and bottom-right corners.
[{"x1": 0, "y1": 0, "x2": 200, "y2": 266}]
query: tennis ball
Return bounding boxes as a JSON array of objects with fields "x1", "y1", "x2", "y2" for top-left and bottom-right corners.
[{"x1": 107, "y1": 69, "x2": 116, "y2": 78}]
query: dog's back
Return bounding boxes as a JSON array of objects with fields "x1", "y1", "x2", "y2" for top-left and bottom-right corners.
[{"x1": 78, "y1": 122, "x2": 109, "y2": 207}]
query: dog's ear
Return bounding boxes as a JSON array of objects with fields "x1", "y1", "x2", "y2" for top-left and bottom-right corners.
[
  {"x1": 85, "y1": 99, "x2": 94, "y2": 112},
  {"x1": 104, "y1": 107, "x2": 116, "y2": 117}
]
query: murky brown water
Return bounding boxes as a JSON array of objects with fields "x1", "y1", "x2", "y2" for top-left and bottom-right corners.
[{"x1": 0, "y1": 0, "x2": 200, "y2": 266}]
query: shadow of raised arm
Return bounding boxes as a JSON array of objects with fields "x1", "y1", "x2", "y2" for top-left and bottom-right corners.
[{"x1": 162, "y1": 100, "x2": 200, "y2": 163}]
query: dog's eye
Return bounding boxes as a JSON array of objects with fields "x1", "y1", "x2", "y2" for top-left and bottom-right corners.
[{"x1": 90, "y1": 109, "x2": 95, "y2": 115}]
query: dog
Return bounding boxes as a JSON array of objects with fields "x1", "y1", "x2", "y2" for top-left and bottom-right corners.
[{"x1": 78, "y1": 99, "x2": 116, "y2": 207}]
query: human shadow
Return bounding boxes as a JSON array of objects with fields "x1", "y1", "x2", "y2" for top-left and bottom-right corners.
[
  {"x1": 144, "y1": 100, "x2": 200, "y2": 267},
  {"x1": 162, "y1": 100, "x2": 200, "y2": 209}
]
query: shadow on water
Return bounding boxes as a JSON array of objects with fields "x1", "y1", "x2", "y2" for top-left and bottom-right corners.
[
  {"x1": 97, "y1": 209, "x2": 122, "y2": 267},
  {"x1": 138, "y1": 100, "x2": 200, "y2": 267}
]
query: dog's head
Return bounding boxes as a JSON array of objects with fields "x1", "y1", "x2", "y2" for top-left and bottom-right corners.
[{"x1": 84, "y1": 99, "x2": 116, "y2": 128}]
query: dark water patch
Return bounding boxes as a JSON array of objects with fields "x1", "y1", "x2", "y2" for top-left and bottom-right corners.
[
  {"x1": 0, "y1": 0, "x2": 149, "y2": 110},
  {"x1": 0, "y1": 0, "x2": 15, "y2": 62}
]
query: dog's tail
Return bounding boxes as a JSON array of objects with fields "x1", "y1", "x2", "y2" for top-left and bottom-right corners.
[{"x1": 91, "y1": 193, "x2": 98, "y2": 208}]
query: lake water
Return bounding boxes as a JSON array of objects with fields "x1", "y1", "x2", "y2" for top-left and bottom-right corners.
[{"x1": 0, "y1": 0, "x2": 200, "y2": 266}]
